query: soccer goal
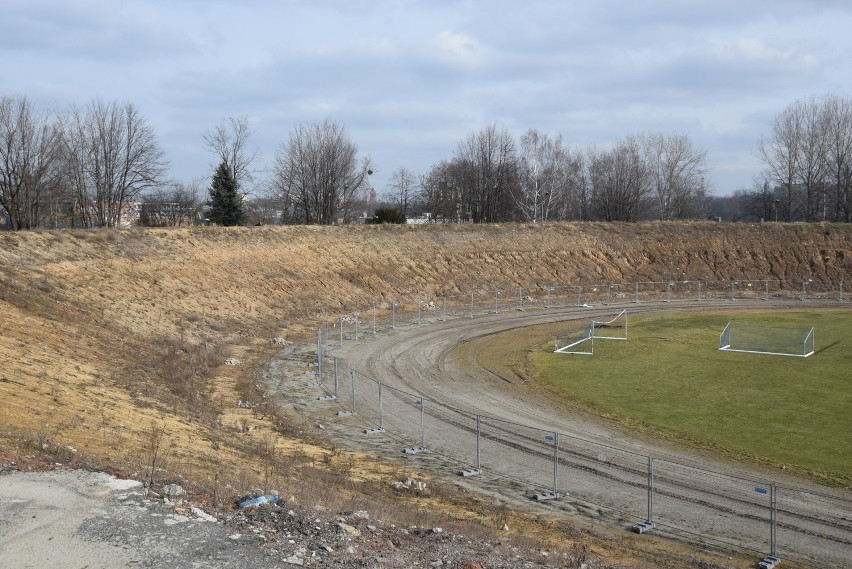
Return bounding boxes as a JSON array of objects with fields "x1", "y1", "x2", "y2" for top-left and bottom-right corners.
[
  {"x1": 719, "y1": 322, "x2": 815, "y2": 357},
  {"x1": 554, "y1": 323, "x2": 595, "y2": 355},
  {"x1": 555, "y1": 310, "x2": 628, "y2": 355},
  {"x1": 592, "y1": 309, "x2": 628, "y2": 340}
]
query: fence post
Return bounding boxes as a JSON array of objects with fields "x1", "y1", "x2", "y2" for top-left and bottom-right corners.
[
  {"x1": 405, "y1": 398, "x2": 426, "y2": 453},
  {"x1": 771, "y1": 484, "x2": 777, "y2": 557},
  {"x1": 553, "y1": 431, "x2": 559, "y2": 497},
  {"x1": 460, "y1": 414, "x2": 483, "y2": 477},
  {"x1": 365, "y1": 382, "x2": 386, "y2": 434},
  {"x1": 419, "y1": 398, "x2": 425, "y2": 449},
  {"x1": 316, "y1": 329, "x2": 322, "y2": 379},
  {"x1": 351, "y1": 369, "x2": 356, "y2": 414},
  {"x1": 634, "y1": 282, "x2": 639, "y2": 303},
  {"x1": 757, "y1": 484, "x2": 780, "y2": 567},
  {"x1": 631, "y1": 456, "x2": 656, "y2": 533},
  {"x1": 647, "y1": 456, "x2": 654, "y2": 524},
  {"x1": 378, "y1": 383, "x2": 384, "y2": 430}
]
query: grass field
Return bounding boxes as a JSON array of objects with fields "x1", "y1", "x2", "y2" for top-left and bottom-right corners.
[{"x1": 529, "y1": 310, "x2": 852, "y2": 487}]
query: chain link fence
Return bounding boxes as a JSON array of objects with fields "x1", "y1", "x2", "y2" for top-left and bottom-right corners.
[{"x1": 305, "y1": 277, "x2": 851, "y2": 568}]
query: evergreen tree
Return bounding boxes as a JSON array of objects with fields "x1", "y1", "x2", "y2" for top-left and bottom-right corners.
[{"x1": 207, "y1": 161, "x2": 244, "y2": 226}]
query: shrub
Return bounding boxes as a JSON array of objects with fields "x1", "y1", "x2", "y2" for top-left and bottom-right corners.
[{"x1": 371, "y1": 207, "x2": 406, "y2": 224}]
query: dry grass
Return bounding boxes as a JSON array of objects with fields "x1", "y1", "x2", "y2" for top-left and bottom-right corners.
[{"x1": 0, "y1": 222, "x2": 848, "y2": 568}]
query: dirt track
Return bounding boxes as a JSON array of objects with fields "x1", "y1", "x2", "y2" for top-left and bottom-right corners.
[{"x1": 273, "y1": 299, "x2": 852, "y2": 568}]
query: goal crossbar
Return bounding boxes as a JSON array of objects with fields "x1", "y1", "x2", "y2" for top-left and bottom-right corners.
[
  {"x1": 592, "y1": 309, "x2": 628, "y2": 340},
  {"x1": 719, "y1": 322, "x2": 814, "y2": 358},
  {"x1": 555, "y1": 310, "x2": 627, "y2": 355}
]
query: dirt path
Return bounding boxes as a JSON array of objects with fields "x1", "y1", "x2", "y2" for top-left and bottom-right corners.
[{"x1": 276, "y1": 299, "x2": 851, "y2": 568}]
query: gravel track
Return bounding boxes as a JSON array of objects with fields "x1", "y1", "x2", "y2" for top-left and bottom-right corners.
[{"x1": 277, "y1": 299, "x2": 851, "y2": 568}]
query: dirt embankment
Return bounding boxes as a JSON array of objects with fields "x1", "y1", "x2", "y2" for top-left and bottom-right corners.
[
  {"x1": 0, "y1": 222, "x2": 848, "y2": 567},
  {"x1": 0, "y1": 222, "x2": 849, "y2": 446}
]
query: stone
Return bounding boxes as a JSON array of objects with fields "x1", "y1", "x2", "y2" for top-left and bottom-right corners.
[
  {"x1": 190, "y1": 507, "x2": 216, "y2": 522},
  {"x1": 337, "y1": 522, "x2": 361, "y2": 537},
  {"x1": 161, "y1": 483, "x2": 186, "y2": 498}
]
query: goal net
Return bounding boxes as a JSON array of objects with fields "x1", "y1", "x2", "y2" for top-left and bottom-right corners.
[
  {"x1": 719, "y1": 322, "x2": 814, "y2": 357},
  {"x1": 554, "y1": 323, "x2": 595, "y2": 355},
  {"x1": 555, "y1": 310, "x2": 628, "y2": 355},
  {"x1": 592, "y1": 309, "x2": 628, "y2": 340}
]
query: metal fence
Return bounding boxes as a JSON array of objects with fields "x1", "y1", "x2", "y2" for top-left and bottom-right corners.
[
  {"x1": 303, "y1": 277, "x2": 851, "y2": 568},
  {"x1": 315, "y1": 278, "x2": 847, "y2": 345}
]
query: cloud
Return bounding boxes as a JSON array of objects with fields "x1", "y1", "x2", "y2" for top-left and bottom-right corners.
[
  {"x1": 430, "y1": 30, "x2": 484, "y2": 66},
  {"x1": 0, "y1": 0, "x2": 197, "y2": 61}
]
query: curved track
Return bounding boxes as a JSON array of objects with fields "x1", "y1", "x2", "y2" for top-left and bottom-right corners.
[{"x1": 296, "y1": 300, "x2": 851, "y2": 567}]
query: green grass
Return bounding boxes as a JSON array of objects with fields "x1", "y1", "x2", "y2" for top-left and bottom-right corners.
[{"x1": 533, "y1": 310, "x2": 852, "y2": 486}]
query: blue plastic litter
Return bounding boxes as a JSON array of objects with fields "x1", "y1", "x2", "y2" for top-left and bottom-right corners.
[{"x1": 237, "y1": 494, "x2": 280, "y2": 508}]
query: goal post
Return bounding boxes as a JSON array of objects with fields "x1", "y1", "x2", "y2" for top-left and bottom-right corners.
[
  {"x1": 592, "y1": 309, "x2": 628, "y2": 340},
  {"x1": 554, "y1": 323, "x2": 594, "y2": 355},
  {"x1": 555, "y1": 311, "x2": 628, "y2": 355},
  {"x1": 719, "y1": 322, "x2": 815, "y2": 357}
]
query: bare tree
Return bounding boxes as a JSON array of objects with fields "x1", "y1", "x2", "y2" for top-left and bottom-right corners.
[
  {"x1": 454, "y1": 124, "x2": 518, "y2": 223},
  {"x1": 203, "y1": 116, "x2": 259, "y2": 193},
  {"x1": 384, "y1": 166, "x2": 418, "y2": 217},
  {"x1": 272, "y1": 119, "x2": 371, "y2": 224},
  {"x1": 822, "y1": 95, "x2": 852, "y2": 222},
  {"x1": 418, "y1": 161, "x2": 457, "y2": 222},
  {"x1": 0, "y1": 96, "x2": 62, "y2": 229},
  {"x1": 516, "y1": 129, "x2": 576, "y2": 222},
  {"x1": 586, "y1": 136, "x2": 652, "y2": 222},
  {"x1": 796, "y1": 98, "x2": 830, "y2": 221},
  {"x1": 757, "y1": 105, "x2": 802, "y2": 222},
  {"x1": 643, "y1": 132, "x2": 709, "y2": 220},
  {"x1": 139, "y1": 181, "x2": 200, "y2": 227},
  {"x1": 63, "y1": 100, "x2": 167, "y2": 227}
]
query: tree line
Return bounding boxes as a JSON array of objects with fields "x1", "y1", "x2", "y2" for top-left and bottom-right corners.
[
  {"x1": 1, "y1": 93, "x2": 850, "y2": 230},
  {"x1": 734, "y1": 94, "x2": 852, "y2": 223}
]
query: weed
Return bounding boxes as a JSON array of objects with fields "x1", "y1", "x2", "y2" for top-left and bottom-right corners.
[{"x1": 145, "y1": 420, "x2": 166, "y2": 496}]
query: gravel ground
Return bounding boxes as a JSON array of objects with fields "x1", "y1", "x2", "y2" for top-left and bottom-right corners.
[{"x1": 0, "y1": 466, "x2": 604, "y2": 569}]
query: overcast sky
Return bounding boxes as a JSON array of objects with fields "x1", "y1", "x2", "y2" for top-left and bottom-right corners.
[{"x1": 3, "y1": 0, "x2": 852, "y2": 197}]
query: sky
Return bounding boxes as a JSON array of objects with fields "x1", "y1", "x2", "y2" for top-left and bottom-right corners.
[{"x1": 3, "y1": 0, "x2": 852, "y2": 197}]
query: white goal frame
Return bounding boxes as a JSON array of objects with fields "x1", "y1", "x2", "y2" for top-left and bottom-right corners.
[
  {"x1": 555, "y1": 310, "x2": 628, "y2": 355},
  {"x1": 719, "y1": 322, "x2": 815, "y2": 358}
]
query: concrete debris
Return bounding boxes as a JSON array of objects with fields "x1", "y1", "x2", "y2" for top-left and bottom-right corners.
[
  {"x1": 224, "y1": 358, "x2": 241, "y2": 365},
  {"x1": 337, "y1": 522, "x2": 361, "y2": 538},
  {"x1": 161, "y1": 483, "x2": 186, "y2": 499}
]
